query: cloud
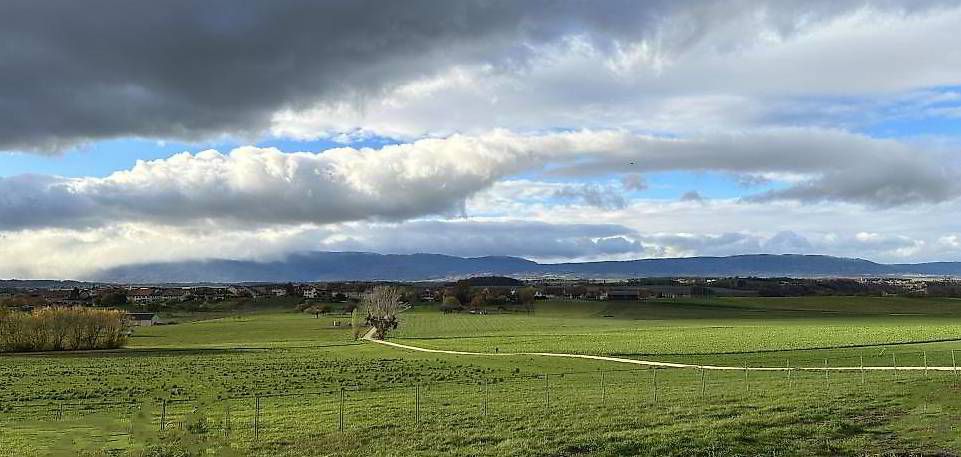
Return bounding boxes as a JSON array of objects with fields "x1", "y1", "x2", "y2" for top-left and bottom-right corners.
[
  {"x1": 3, "y1": 211, "x2": 961, "y2": 278},
  {"x1": 547, "y1": 128, "x2": 961, "y2": 207},
  {"x1": 0, "y1": 131, "x2": 606, "y2": 230},
  {"x1": 552, "y1": 184, "x2": 627, "y2": 209},
  {"x1": 321, "y1": 220, "x2": 647, "y2": 261},
  {"x1": 0, "y1": 219, "x2": 651, "y2": 278},
  {"x1": 620, "y1": 174, "x2": 649, "y2": 191},
  {"x1": 680, "y1": 191, "x2": 705, "y2": 202},
  {"x1": 0, "y1": 223, "x2": 316, "y2": 279},
  {"x1": 747, "y1": 163, "x2": 959, "y2": 206},
  {"x1": 1, "y1": 128, "x2": 959, "y2": 231},
  {"x1": 762, "y1": 231, "x2": 815, "y2": 254},
  {"x1": 5, "y1": 1, "x2": 961, "y2": 152},
  {"x1": 273, "y1": 3, "x2": 961, "y2": 141}
]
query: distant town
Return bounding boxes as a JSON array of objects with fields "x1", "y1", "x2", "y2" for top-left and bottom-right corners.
[{"x1": 4, "y1": 276, "x2": 961, "y2": 324}]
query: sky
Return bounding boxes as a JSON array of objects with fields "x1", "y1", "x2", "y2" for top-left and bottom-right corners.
[{"x1": 3, "y1": 0, "x2": 961, "y2": 279}]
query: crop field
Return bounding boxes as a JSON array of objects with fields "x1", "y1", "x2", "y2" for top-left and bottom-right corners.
[{"x1": 2, "y1": 296, "x2": 961, "y2": 456}]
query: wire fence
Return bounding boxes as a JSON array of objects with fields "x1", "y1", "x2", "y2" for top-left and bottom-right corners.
[{"x1": 2, "y1": 349, "x2": 960, "y2": 454}]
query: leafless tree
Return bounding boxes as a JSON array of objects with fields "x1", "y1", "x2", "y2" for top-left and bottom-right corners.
[{"x1": 363, "y1": 286, "x2": 402, "y2": 340}]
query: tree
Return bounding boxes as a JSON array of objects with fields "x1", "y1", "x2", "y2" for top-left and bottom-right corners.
[
  {"x1": 439, "y1": 296, "x2": 462, "y2": 314},
  {"x1": 363, "y1": 286, "x2": 402, "y2": 340},
  {"x1": 469, "y1": 293, "x2": 486, "y2": 310},
  {"x1": 518, "y1": 287, "x2": 536, "y2": 313},
  {"x1": 452, "y1": 281, "x2": 472, "y2": 305},
  {"x1": 94, "y1": 290, "x2": 128, "y2": 307}
]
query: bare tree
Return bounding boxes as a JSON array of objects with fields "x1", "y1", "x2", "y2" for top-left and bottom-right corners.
[{"x1": 363, "y1": 286, "x2": 402, "y2": 340}]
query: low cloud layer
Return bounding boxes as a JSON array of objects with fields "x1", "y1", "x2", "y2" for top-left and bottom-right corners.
[{"x1": 3, "y1": 217, "x2": 961, "y2": 279}]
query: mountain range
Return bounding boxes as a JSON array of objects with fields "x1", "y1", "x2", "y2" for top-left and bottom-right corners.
[{"x1": 86, "y1": 252, "x2": 961, "y2": 283}]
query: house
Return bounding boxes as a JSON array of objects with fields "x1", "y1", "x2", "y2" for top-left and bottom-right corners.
[
  {"x1": 303, "y1": 287, "x2": 319, "y2": 299},
  {"x1": 127, "y1": 288, "x2": 158, "y2": 304},
  {"x1": 126, "y1": 312, "x2": 159, "y2": 326},
  {"x1": 227, "y1": 286, "x2": 250, "y2": 297},
  {"x1": 271, "y1": 288, "x2": 287, "y2": 297},
  {"x1": 418, "y1": 288, "x2": 439, "y2": 302},
  {"x1": 604, "y1": 288, "x2": 642, "y2": 300},
  {"x1": 157, "y1": 288, "x2": 189, "y2": 302}
]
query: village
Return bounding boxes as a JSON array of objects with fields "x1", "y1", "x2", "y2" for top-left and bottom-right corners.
[{"x1": 1, "y1": 275, "x2": 958, "y2": 329}]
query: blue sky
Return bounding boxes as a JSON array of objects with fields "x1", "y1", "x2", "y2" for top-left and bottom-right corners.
[
  {"x1": 3, "y1": 1, "x2": 961, "y2": 278},
  {"x1": 0, "y1": 137, "x2": 392, "y2": 178}
]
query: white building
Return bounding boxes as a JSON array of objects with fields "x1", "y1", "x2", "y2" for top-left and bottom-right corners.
[{"x1": 126, "y1": 312, "x2": 159, "y2": 326}]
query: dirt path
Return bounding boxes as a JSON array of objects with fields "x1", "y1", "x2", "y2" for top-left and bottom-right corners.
[{"x1": 363, "y1": 332, "x2": 957, "y2": 372}]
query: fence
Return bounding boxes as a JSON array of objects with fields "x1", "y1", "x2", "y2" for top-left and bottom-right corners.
[{"x1": 2, "y1": 349, "x2": 960, "y2": 455}]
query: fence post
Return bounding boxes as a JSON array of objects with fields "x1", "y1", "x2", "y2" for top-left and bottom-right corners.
[
  {"x1": 699, "y1": 367, "x2": 706, "y2": 398},
  {"x1": 823, "y1": 359, "x2": 829, "y2": 385},
  {"x1": 224, "y1": 402, "x2": 231, "y2": 439},
  {"x1": 58, "y1": 402, "x2": 64, "y2": 421},
  {"x1": 743, "y1": 365, "x2": 749, "y2": 395},
  {"x1": 484, "y1": 382, "x2": 489, "y2": 417},
  {"x1": 600, "y1": 371, "x2": 606, "y2": 404},
  {"x1": 923, "y1": 351, "x2": 928, "y2": 376},
  {"x1": 651, "y1": 368, "x2": 658, "y2": 404},
  {"x1": 338, "y1": 388, "x2": 345, "y2": 432},
  {"x1": 953, "y1": 350, "x2": 958, "y2": 378},
  {"x1": 892, "y1": 353, "x2": 898, "y2": 379},
  {"x1": 544, "y1": 374, "x2": 550, "y2": 410},
  {"x1": 860, "y1": 355, "x2": 865, "y2": 386},
  {"x1": 254, "y1": 395, "x2": 261, "y2": 441},
  {"x1": 414, "y1": 385, "x2": 420, "y2": 425},
  {"x1": 786, "y1": 360, "x2": 792, "y2": 387},
  {"x1": 160, "y1": 399, "x2": 167, "y2": 431}
]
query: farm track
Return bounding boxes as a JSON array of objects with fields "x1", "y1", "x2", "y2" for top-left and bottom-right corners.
[{"x1": 364, "y1": 330, "x2": 957, "y2": 372}]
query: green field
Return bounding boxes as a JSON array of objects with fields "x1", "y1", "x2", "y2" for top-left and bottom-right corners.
[{"x1": 2, "y1": 296, "x2": 961, "y2": 456}]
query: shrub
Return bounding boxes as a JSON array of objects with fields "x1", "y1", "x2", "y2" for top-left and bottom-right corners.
[{"x1": 0, "y1": 307, "x2": 130, "y2": 353}]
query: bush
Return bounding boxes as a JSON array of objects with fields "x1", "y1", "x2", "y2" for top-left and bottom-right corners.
[
  {"x1": 0, "y1": 307, "x2": 129, "y2": 352},
  {"x1": 440, "y1": 296, "x2": 463, "y2": 314}
]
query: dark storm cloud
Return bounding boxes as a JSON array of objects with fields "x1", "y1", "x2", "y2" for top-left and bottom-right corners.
[
  {"x1": 3, "y1": 0, "x2": 954, "y2": 153},
  {"x1": 0, "y1": 0, "x2": 671, "y2": 152}
]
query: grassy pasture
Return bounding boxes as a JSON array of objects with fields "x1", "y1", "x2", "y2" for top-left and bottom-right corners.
[
  {"x1": 2, "y1": 296, "x2": 961, "y2": 456},
  {"x1": 130, "y1": 311, "x2": 357, "y2": 348},
  {"x1": 394, "y1": 298, "x2": 961, "y2": 360}
]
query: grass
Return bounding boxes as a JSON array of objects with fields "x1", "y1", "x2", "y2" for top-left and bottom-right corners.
[
  {"x1": 394, "y1": 298, "x2": 961, "y2": 359},
  {"x1": 130, "y1": 311, "x2": 356, "y2": 348},
  {"x1": 2, "y1": 296, "x2": 961, "y2": 456}
]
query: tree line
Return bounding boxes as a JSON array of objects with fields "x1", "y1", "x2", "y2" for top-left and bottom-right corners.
[
  {"x1": 440, "y1": 282, "x2": 536, "y2": 314},
  {"x1": 0, "y1": 306, "x2": 129, "y2": 352}
]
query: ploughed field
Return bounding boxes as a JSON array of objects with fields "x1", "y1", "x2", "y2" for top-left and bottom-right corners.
[{"x1": 2, "y1": 297, "x2": 961, "y2": 456}]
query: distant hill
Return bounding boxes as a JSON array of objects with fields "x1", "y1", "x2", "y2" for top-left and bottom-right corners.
[
  {"x1": 0, "y1": 279, "x2": 100, "y2": 289},
  {"x1": 86, "y1": 252, "x2": 961, "y2": 284}
]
